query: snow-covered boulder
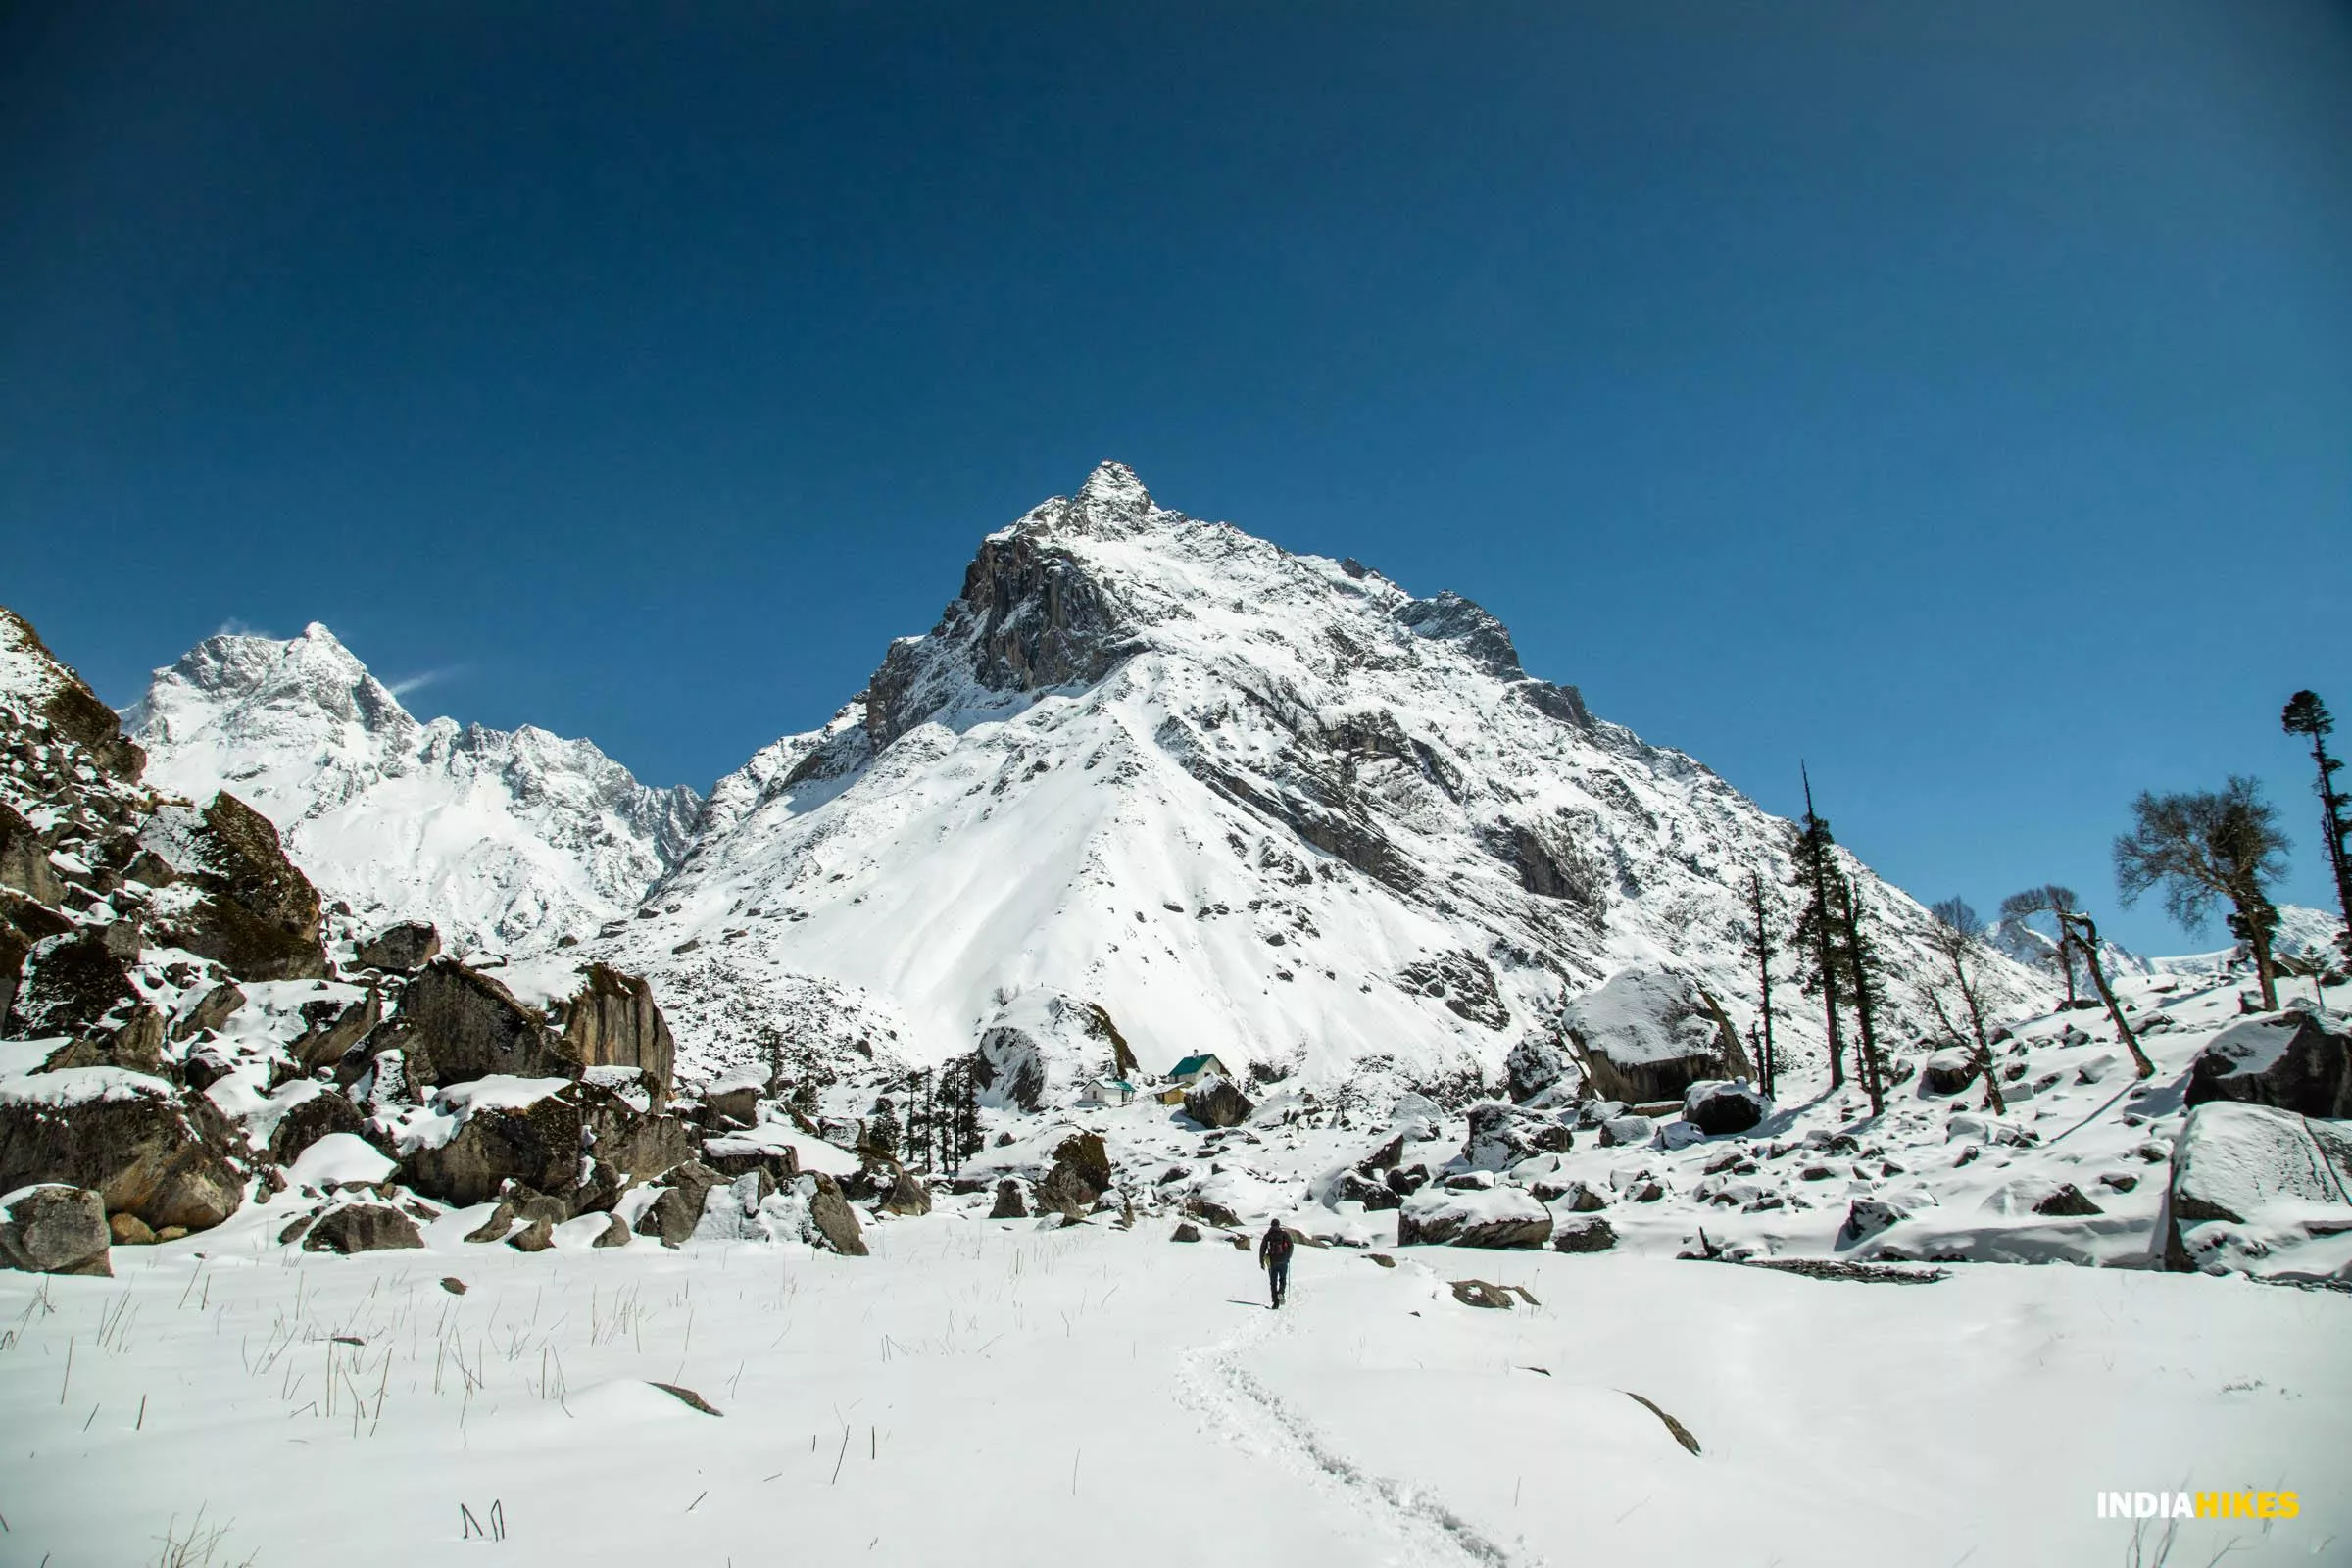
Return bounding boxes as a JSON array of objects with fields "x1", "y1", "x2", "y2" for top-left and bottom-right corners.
[
  {"x1": 1683, "y1": 1079, "x2": 1769, "y2": 1136},
  {"x1": 1396, "y1": 1183, "x2": 1552, "y2": 1249},
  {"x1": 0, "y1": 1183, "x2": 111, "y2": 1276},
  {"x1": 1549, "y1": 1213, "x2": 1616, "y2": 1253},
  {"x1": 0, "y1": 1069, "x2": 244, "y2": 1233},
  {"x1": 1918, "y1": 1047, "x2": 1981, "y2": 1097},
  {"x1": 971, "y1": 994, "x2": 1134, "y2": 1112},
  {"x1": 301, "y1": 1201, "x2": 423, "y2": 1254},
  {"x1": 1564, "y1": 967, "x2": 1752, "y2": 1104},
  {"x1": 1598, "y1": 1112, "x2": 1654, "y2": 1149},
  {"x1": 2163, "y1": 1101, "x2": 2352, "y2": 1279},
  {"x1": 2185, "y1": 1007, "x2": 2352, "y2": 1121},
  {"x1": 378, "y1": 958, "x2": 581, "y2": 1089}
]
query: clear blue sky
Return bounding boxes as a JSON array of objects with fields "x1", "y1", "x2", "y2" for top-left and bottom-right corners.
[{"x1": 4, "y1": 2, "x2": 2347, "y2": 953}]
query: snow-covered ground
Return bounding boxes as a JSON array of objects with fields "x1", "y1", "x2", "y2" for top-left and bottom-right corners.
[{"x1": 3, "y1": 1209, "x2": 2343, "y2": 1568}]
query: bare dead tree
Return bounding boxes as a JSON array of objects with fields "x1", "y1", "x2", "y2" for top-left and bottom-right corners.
[
  {"x1": 1926, "y1": 898, "x2": 2005, "y2": 1114},
  {"x1": 2052, "y1": 906, "x2": 2154, "y2": 1078}
]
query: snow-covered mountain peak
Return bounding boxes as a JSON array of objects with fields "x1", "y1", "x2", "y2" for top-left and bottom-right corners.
[
  {"x1": 1002, "y1": 458, "x2": 1167, "y2": 544},
  {"x1": 128, "y1": 625, "x2": 701, "y2": 953}
]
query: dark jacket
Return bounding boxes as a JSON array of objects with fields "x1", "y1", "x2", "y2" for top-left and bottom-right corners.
[{"x1": 1258, "y1": 1225, "x2": 1295, "y2": 1267}]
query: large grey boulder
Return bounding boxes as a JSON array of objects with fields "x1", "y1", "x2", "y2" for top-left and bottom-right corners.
[
  {"x1": 880, "y1": 1169, "x2": 932, "y2": 1216},
  {"x1": 1183, "y1": 1075, "x2": 1253, "y2": 1129},
  {"x1": 555, "y1": 964, "x2": 676, "y2": 1100},
  {"x1": 352, "y1": 921, "x2": 440, "y2": 974},
  {"x1": 1396, "y1": 1184, "x2": 1553, "y2": 1249},
  {"x1": 1563, "y1": 967, "x2": 1753, "y2": 1104},
  {"x1": 1550, "y1": 1214, "x2": 1617, "y2": 1253},
  {"x1": 290, "y1": 990, "x2": 380, "y2": 1072},
  {"x1": 2185, "y1": 1008, "x2": 2352, "y2": 1121},
  {"x1": 401, "y1": 1085, "x2": 579, "y2": 1208},
  {"x1": 2163, "y1": 1101, "x2": 2352, "y2": 1275},
  {"x1": 1462, "y1": 1102, "x2": 1536, "y2": 1170},
  {"x1": 633, "y1": 1159, "x2": 727, "y2": 1248},
  {"x1": 0, "y1": 802, "x2": 64, "y2": 906},
  {"x1": 989, "y1": 1179, "x2": 1028, "y2": 1219},
  {"x1": 302, "y1": 1203, "x2": 424, "y2": 1254},
  {"x1": 13, "y1": 932, "x2": 141, "y2": 1039},
  {"x1": 0, "y1": 1072, "x2": 244, "y2": 1232},
  {"x1": 381, "y1": 958, "x2": 581, "y2": 1088},
  {"x1": 0, "y1": 1184, "x2": 111, "y2": 1276}
]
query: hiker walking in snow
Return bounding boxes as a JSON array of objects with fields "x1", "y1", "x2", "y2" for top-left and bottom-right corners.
[{"x1": 1258, "y1": 1218, "x2": 1295, "y2": 1309}]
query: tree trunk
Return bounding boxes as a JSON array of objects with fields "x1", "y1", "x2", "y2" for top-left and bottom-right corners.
[
  {"x1": 2241, "y1": 900, "x2": 2279, "y2": 1011},
  {"x1": 1950, "y1": 952, "x2": 2005, "y2": 1115},
  {"x1": 1748, "y1": 871, "x2": 1777, "y2": 1098},
  {"x1": 2062, "y1": 911, "x2": 2152, "y2": 1078},
  {"x1": 2307, "y1": 733, "x2": 2352, "y2": 955},
  {"x1": 1837, "y1": 883, "x2": 1884, "y2": 1115}
]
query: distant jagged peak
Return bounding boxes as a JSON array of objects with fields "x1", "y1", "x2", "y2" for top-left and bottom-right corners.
[{"x1": 128, "y1": 619, "x2": 415, "y2": 747}]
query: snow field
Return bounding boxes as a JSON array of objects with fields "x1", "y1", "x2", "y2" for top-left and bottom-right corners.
[{"x1": 2, "y1": 1211, "x2": 2343, "y2": 1567}]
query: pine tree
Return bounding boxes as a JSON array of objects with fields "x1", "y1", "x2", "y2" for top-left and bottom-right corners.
[
  {"x1": 2116, "y1": 776, "x2": 2290, "y2": 1010},
  {"x1": 1787, "y1": 766, "x2": 1847, "y2": 1091},
  {"x1": 2282, "y1": 690, "x2": 2352, "y2": 962},
  {"x1": 1834, "y1": 872, "x2": 1886, "y2": 1115},
  {"x1": 865, "y1": 1095, "x2": 901, "y2": 1159},
  {"x1": 1741, "y1": 868, "x2": 1779, "y2": 1096},
  {"x1": 905, "y1": 1069, "x2": 936, "y2": 1172}
]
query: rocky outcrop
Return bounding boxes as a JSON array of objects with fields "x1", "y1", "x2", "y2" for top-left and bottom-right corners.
[
  {"x1": 633, "y1": 1159, "x2": 727, "y2": 1248},
  {"x1": 989, "y1": 1178, "x2": 1028, "y2": 1218},
  {"x1": 879, "y1": 1169, "x2": 932, "y2": 1215},
  {"x1": 352, "y1": 921, "x2": 440, "y2": 974},
  {"x1": 1, "y1": 610, "x2": 146, "y2": 781},
  {"x1": 384, "y1": 958, "x2": 580, "y2": 1088},
  {"x1": 1564, "y1": 967, "x2": 1753, "y2": 1105},
  {"x1": 143, "y1": 793, "x2": 327, "y2": 981},
  {"x1": 302, "y1": 1203, "x2": 424, "y2": 1254},
  {"x1": 556, "y1": 964, "x2": 676, "y2": 1099},
  {"x1": 577, "y1": 1082, "x2": 694, "y2": 1190},
  {"x1": 290, "y1": 990, "x2": 380, "y2": 1072},
  {"x1": 971, "y1": 1027, "x2": 1046, "y2": 1111},
  {"x1": 1183, "y1": 1076, "x2": 1253, "y2": 1129},
  {"x1": 2185, "y1": 1008, "x2": 2352, "y2": 1121},
  {"x1": 0, "y1": 1184, "x2": 112, "y2": 1276},
  {"x1": 0, "y1": 1073, "x2": 244, "y2": 1232}
]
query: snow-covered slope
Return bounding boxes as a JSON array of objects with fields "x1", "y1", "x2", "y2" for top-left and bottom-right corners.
[
  {"x1": 127, "y1": 624, "x2": 702, "y2": 955},
  {"x1": 576, "y1": 463, "x2": 2047, "y2": 1083}
]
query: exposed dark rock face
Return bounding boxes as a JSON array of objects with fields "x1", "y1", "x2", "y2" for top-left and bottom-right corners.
[
  {"x1": 0, "y1": 1076, "x2": 244, "y2": 1232},
  {"x1": 145, "y1": 793, "x2": 328, "y2": 981},
  {"x1": 302, "y1": 1203, "x2": 424, "y2": 1253},
  {"x1": 2031, "y1": 1183, "x2": 2104, "y2": 1217},
  {"x1": 880, "y1": 1169, "x2": 932, "y2": 1215},
  {"x1": 1918, "y1": 1048, "x2": 1981, "y2": 1097},
  {"x1": 633, "y1": 1159, "x2": 726, "y2": 1247},
  {"x1": 383, "y1": 958, "x2": 580, "y2": 1088},
  {"x1": 0, "y1": 1184, "x2": 112, "y2": 1276},
  {"x1": 557, "y1": 964, "x2": 676, "y2": 1098},
  {"x1": 577, "y1": 1081, "x2": 695, "y2": 1189},
  {"x1": 2185, "y1": 1009, "x2": 2352, "y2": 1121},
  {"x1": 1396, "y1": 1189, "x2": 1552, "y2": 1250},
  {"x1": 352, "y1": 921, "x2": 441, "y2": 974},
  {"x1": 866, "y1": 506, "x2": 1139, "y2": 751},
  {"x1": 1393, "y1": 591, "x2": 1523, "y2": 680},
  {"x1": 971, "y1": 1028, "x2": 1045, "y2": 1111},
  {"x1": 989, "y1": 1178, "x2": 1028, "y2": 1219},
  {"x1": 1395, "y1": 952, "x2": 1509, "y2": 1030}
]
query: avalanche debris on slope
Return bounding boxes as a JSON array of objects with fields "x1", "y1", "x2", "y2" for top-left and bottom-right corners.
[{"x1": 128, "y1": 623, "x2": 703, "y2": 954}]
